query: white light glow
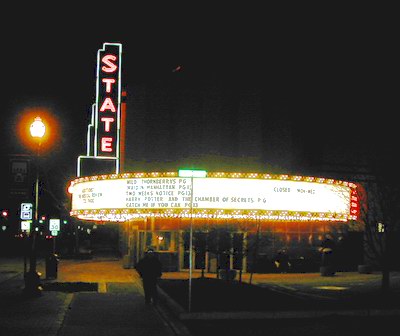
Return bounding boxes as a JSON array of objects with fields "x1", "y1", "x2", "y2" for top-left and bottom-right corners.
[{"x1": 30, "y1": 117, "x2": 46, "y2": 138}]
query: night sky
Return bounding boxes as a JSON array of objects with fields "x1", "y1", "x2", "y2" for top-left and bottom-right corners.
[{"x1": 1, "y1": 5, "x2": 396, "y2": 214}]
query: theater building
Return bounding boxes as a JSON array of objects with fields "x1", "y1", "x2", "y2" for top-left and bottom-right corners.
[{"x1": 68, "y1": 42, "x2": 362, "y2": 273}]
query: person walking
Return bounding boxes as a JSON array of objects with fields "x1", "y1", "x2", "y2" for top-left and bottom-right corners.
[{"x1": 135, "y1": 248, "x2": 163, "y2": 305}]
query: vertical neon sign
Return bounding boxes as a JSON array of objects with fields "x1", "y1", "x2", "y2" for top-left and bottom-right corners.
[{"x1": 94, "y1": 43, "x2": 122, "y2": 159}]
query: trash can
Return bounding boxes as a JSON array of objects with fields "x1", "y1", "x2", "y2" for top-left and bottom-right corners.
[
  {"x1": 218, "y1": 269, "x2": 237, "y2": 281},
  {"x1": 320, "y1": 248, "x2": 335, "y2": 276},
  {"x1": 45, "y1": 254, "x2": 59, "y2": 279}
]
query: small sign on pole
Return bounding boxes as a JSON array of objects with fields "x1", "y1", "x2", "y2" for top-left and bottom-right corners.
[
  {"x1": 21, "y1": 220, "x2": 32, "y2": 232},
  {"x1": 20, "y1": 203, "x2": 33, "y2": 220},
  {"x1": 49, "y1": 219, "x2": 61, "y2": 232}
]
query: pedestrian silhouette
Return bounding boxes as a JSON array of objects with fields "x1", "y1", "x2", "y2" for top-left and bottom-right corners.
[{"x1": 136, "y1": 248, "x2": 163, "y2": 305}]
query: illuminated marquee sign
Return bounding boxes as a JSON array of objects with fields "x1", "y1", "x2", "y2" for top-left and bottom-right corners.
[
  {"x1": 69, "y1": 173, "x2": 358, "y2": 222},
  {"x1": 95, "y1": 43, "x2": 122, "y2": 157}
]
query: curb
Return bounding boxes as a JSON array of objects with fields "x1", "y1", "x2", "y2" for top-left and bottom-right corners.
[
  {"x1": 157, "y1": 285, "x2": 192, "y2": 336},
  {"x1": 178, "y1": 308, "x2": 400, "y2": 320},
  {"x1": 157, "y1": 284, "x2": 400, "y2": 321}
]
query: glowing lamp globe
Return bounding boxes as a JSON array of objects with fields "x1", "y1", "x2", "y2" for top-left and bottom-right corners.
[{"x1": 30, "y1": 117, "x2": 46, "y2": 138}]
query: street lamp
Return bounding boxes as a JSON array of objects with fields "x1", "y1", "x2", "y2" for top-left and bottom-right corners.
[
  {"x1": 178, "y1": 169, "x2": 207, "y2": 313},
  {"x1": 24, "y1": 116, "x2": 46, "y2": 296}
]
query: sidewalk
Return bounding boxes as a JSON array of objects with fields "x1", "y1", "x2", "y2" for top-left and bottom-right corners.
[
  {"x1": 0, "y1": 256, "x2": 190, "y2": 336},
  {"x1": 0, "y1": 257, "x2": 72, "y2": 336}
]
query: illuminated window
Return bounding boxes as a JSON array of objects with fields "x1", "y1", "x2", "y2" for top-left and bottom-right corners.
[{"x1": 156, "y1": 231, "x2": 171, "y2": 251}]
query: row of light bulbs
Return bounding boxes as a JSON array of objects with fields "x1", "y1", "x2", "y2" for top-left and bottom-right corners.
[{"x1": 73, "y1": 208, "x2": 353, "y2": 223}]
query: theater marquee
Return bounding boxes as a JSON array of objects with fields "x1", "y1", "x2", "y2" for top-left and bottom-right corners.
[{"x1": 69, "y1": 172, "x2": 358, "y2": 222}]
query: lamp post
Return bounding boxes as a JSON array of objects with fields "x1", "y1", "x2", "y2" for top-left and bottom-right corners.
[
  {"x1": 178, "y1": 169, "x2": 207, "y2": 313},
  {"x1": 24, "y1": 116, "x2": 46, "y2": 296}
]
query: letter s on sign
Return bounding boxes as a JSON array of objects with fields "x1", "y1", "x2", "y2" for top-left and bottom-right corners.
[{"x1": 102, "y1": 54, "x2": 118, "y2": 73}]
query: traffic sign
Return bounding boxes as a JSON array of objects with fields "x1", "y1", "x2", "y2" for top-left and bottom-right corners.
[
  {"x1": 49, "y1": 218, "x2": 60, "y2": 231},
  {"x1": 21, "y1": 220, "x2": 32, "y2": 232},
  {"x1": 20, "y1": 203, "x2": 33, "y2": 220}
]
